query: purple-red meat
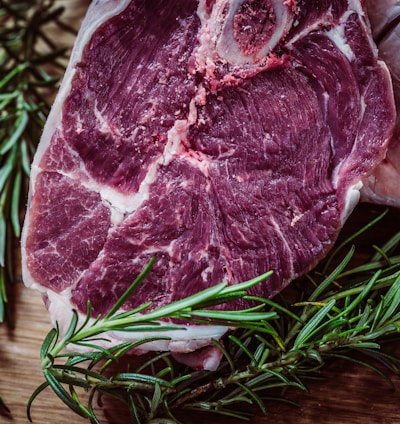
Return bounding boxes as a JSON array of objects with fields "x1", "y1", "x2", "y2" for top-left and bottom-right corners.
[
  {"x1": 361, "y1": 0, "x2": 400, "y2": 206},
  {"x1": 21, "y1": 0, "x2": 396, "y2": 368}
]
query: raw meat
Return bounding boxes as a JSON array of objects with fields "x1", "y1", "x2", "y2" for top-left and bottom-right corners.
[
  {"x1": 21, "y1": 0, "x2": 396, "y2": 368},
  {"x1": 361, "y1": 0, "x2": 400, "y2": 206}
]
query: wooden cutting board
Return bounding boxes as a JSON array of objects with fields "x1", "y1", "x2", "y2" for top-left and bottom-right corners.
[{"x1": 1, "y1": 2, "x2": 400, "y2": 423}]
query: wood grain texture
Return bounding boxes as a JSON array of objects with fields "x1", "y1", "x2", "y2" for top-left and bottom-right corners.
[{"x1": 1, "y1": 2, "x2": 400, "y2": 423}]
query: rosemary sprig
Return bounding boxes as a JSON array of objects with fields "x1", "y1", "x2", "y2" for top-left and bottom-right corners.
[
  {"x1": 28, "y1": 269, "x2": 279, "y2": 423},
  {"x1": 29, "y1": 215, "x2": 400, "y2": 423},
  {"x1": 0, "y1": 0, "x2": 75, "y2": 325}
]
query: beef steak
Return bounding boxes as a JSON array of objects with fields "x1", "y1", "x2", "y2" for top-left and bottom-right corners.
[
  {"x1": 21, "y1": 0, "x2": 396, "y2": 366},
  {"x1": 361, "y1": 0, "x2": 400, "y2": 206}
]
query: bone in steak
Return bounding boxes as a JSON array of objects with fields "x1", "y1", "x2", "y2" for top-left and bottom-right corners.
[{"x1": 21, "y1": 0, "x2": 396, "y2": 369}]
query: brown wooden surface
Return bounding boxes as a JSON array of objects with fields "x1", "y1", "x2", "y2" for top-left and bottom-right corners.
[{"x1": 2, "y1": 2, "x2": 400, "y2": 423}]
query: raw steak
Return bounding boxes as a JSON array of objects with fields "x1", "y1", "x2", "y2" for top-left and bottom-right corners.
[
  {"x1": 21, "y1": 0, "x2": 396, "y2": 368},
  {"x1": 361, "y1": 0, "x2": 400, "y2": 206}
]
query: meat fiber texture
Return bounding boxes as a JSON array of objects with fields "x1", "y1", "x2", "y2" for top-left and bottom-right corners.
[
  {"x1": 361, "y1": 0, "x2": 400, "y2": 206},
  {"x1": 21, "y1": 0, "x2": 396, "y2": 369}
]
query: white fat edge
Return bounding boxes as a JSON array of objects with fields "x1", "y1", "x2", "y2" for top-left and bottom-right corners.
[
  {"x1": 42, "y1": 287, "x2": 229, "y2": 354},
  {"x1": 330, "y1": 151, "x2": 363, "y2": 227},
  {"x1": 30, "y1": 0, "x2": 131, "y2": 190},
  {"x1": 325, "y1": 17, "x2": 356, "y2": 62},
  {"x1": 20, "y1": 250, "x2": 39, "y2": 289},
  {"x1": 347, "y1": 0, "x2": 366, "y2": 16},
  {"x1": 340, "y1": 180, "x2": 362, "y2": 224}
]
